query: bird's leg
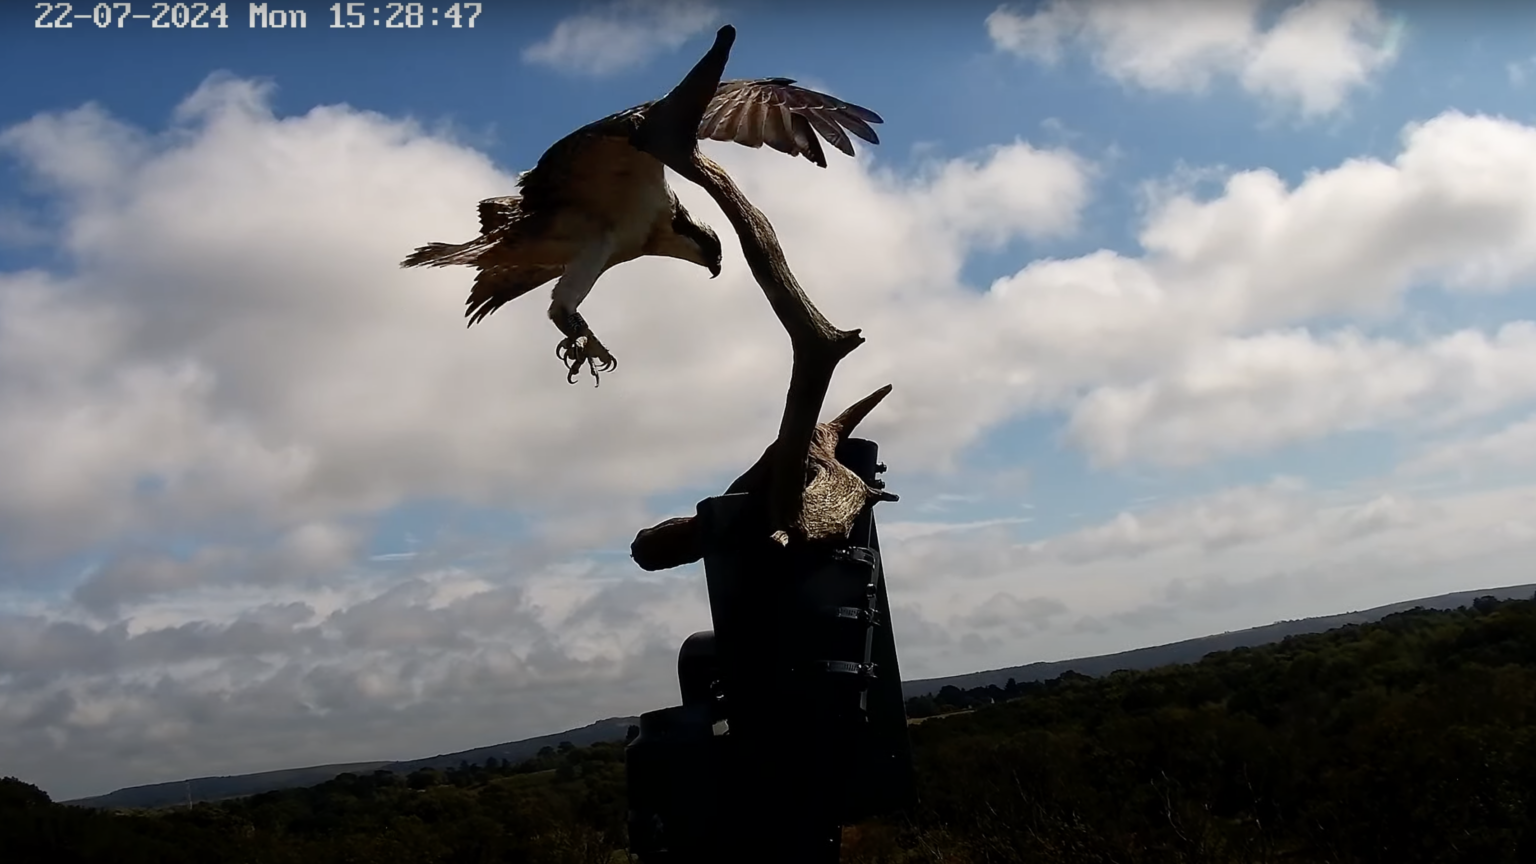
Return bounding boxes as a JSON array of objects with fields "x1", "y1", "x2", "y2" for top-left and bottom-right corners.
[
  {"x1": 547, "y1": 235, "x2": 619, "y2": 387},
  {"x1": 553, "y1": 310, "x2": 618, "y2": 387}
]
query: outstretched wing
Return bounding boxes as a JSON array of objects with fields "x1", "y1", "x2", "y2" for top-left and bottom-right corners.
[
  {"x1": 517, "y1": 79, "x2": 883, "y2": 211},
  {"x1": 698, "y1": 78, "x2": 883, "y2": 168}
]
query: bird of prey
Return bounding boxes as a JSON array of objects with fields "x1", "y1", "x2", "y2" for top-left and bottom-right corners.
[{"x1": 401, "y1": 78, "x2": 883, "y2": 385}]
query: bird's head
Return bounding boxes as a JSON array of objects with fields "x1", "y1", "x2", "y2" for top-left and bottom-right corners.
[{"x1": 671, "y1": 204, "x2": 723, "y2": 278}]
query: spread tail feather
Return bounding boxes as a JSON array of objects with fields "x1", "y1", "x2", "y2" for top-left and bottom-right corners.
[{"x1": 400, "y1": 237, "x2": 495, "y2": 269}]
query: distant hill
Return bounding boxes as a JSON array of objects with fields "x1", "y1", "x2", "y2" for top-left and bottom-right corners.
[
  {"x1": 381, "y1": 716, "x2": 639, "y2": 774},
  {"x1": 901, "y1": 583, "x2": 1536, "y2": 699},
  {"x1": 63, "y1": 762, "x2": 393, "y2": 810},
  {"x1": 71, "y1": 583, "x2": 1535, "y2": 810},
  {"x1": 66, "y1": 717, "x2": 639, "y2": 810}
]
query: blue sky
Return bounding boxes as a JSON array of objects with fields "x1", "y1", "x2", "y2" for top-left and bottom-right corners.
[{"x1": 4, "y1": 0, "x2": 1536, "y2": 800}]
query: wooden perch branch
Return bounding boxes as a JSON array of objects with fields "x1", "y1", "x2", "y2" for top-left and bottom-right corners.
[{"x1": 628, "y1": 25, "x2": 894, "y2": 569}]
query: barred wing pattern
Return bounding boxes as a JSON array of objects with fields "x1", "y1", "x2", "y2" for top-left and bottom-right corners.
[{"x1": 698, "y1": 78, "x2": 883, "y2": 168}]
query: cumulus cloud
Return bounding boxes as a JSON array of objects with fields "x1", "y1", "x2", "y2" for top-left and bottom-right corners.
[
  {"x1": 987, "y1": 0, "x2": 1401, "y2": 116},
  {"x1": 992, "y1": 111, "x2": 1536, "y2": 467},
  {"x1": 1070, "y1": 324, "x2": 1536, "y2": 467},
  {"x1": 1399, "y1": 412, "x2": 1536, "y2": 480},
  {"x1": 882, "y1": 480, "x2": 1536, "y2": 679},
  {"x1": 1, "y1": 563, "x2": 704, "y2": 800},
  {"x1": 913, "y1": 140, "x2": 1091, "y2": 246},
  {"x1": 71, "y1": 521, "x2": 363, "y2": 617},
  {"x1": 523, "y1": 0, "x2": 719, "y2": 77}
]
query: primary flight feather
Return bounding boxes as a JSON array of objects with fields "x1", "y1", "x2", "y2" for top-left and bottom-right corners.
[{"x1": 400, "y1": 78, "x2": 883, "y2": 385}]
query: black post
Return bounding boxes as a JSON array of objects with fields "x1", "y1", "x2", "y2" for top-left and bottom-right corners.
[{"x1": 626, "y1": 438, "x2": 915, "y2": 863}]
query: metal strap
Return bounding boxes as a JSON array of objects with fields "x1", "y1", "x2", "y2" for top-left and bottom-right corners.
[
  {"x1": 825, "y1": 605, "x2": 882, "y2": 625},
  {"x1": 804, "y1": 660, "x2": 878, "y2": 680},
  {"x1": 831, "y1": 545, "x2": 879, "y2": 571}
]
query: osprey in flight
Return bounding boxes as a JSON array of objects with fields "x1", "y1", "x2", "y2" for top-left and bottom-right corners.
[{"x1": 401, "y1": 78, "x2": 883, "y2": 384}]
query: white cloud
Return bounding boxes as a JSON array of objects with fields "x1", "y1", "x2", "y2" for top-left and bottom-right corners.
[
  {"x1": 0, "y1": 568, "x2": 703, "y2": 800},
  {"x1": 522, "y1": 0, "x2": 719, "y2": 77},
  {"x1": 914, "y1": 140, "x2": 1092, "y2": 247},
  {"x1": 983, "y1": 110, "x2": 1536, "y2": 467},
  {"x1": 1400, "y1": 412, "x2": 1536, "y2": 480},
  {"x1": 987, "y1": 0, "x2": 1401, "y2": 116},
  {"x1": 883, "y1": 479, "x2": 1536, "y2": 678},
  {"x1": 1069, "y1": 324, "x2": 1536, "y2": 467}
]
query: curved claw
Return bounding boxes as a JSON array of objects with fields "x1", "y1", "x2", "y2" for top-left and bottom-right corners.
[
  {"x1": 573, "y1": 355, "x2": 603, "y2": 388},
  {"x1": 555, "y1": 335, "x2": 617, "y2": 387}
]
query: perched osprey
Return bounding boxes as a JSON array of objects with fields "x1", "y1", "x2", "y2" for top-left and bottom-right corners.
[{"x1": 401, "y1": 78, "x2": 883, "y2": 384}]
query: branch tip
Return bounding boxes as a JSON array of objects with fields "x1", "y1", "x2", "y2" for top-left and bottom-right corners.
[{"x1": 829, "y1": 384, "x2": 893, "y2": 440}]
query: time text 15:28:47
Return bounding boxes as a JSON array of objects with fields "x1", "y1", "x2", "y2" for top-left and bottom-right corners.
[{"x1": 330, "y1": 3, "x2": 482, "y2": 28}]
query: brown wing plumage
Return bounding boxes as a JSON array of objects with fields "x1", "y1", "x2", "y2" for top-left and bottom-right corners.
[
  {"x1": 477, "y1": 195, "x2": 522, "y2": 234},
  {"x1": 515, "y1": 109, "x2": 649, "y2": 216},
  {"x1": 401, "y1": 196, "x2": 527, "y2": 269},
  {"x1": 698, "y1": 78, "x2": 883, "y2": 168},
  {"x1": 402, "y1": 195, "x2": 561, "y2": 326},
  {"x1": 464, "y1": 265, "x2": 563, "y2": 326}
]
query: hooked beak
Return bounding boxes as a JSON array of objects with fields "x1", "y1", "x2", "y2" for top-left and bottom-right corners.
[{"x1": 709, "y1": 262, "x2": 721, "y2": 279}]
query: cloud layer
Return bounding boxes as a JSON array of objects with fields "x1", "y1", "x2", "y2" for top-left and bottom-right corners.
[
  {"x1": 987, "y1": 0, "x2": 1400, "y2": 116},
  {"x1": 523, "y1": 0, "x2": 720, "y2": 77}
]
